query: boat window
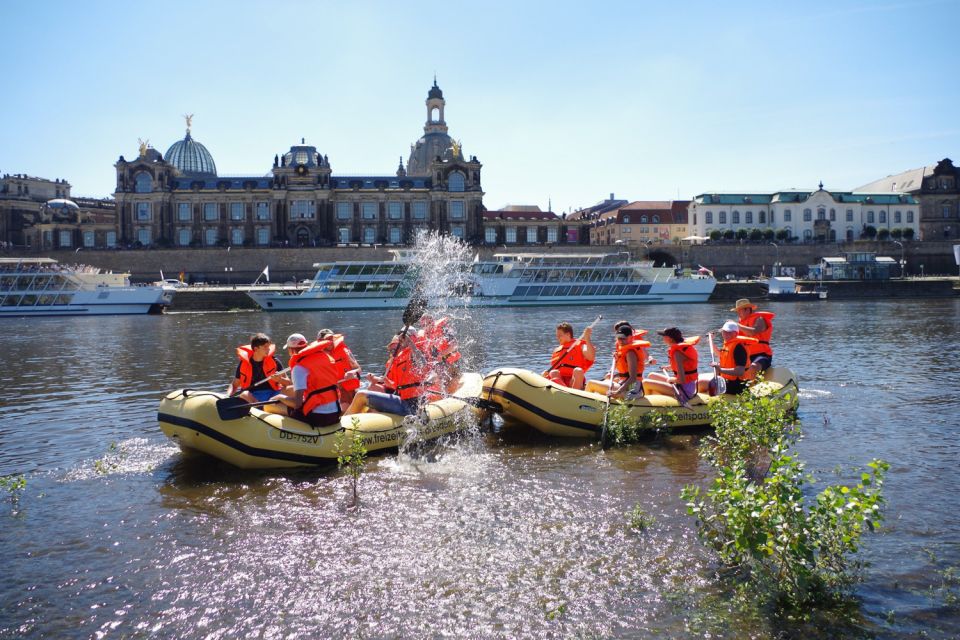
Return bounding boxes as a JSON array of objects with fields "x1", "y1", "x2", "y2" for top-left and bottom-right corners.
[
  {"x1": 597, "y1": 286, "x2": 613, "y2": 296},
  {"x1": 359, "y1": 265, "x2": 377, "y2": 276},
  {"x1": 554, "y1": 286, "x2": 571, "y2": 296},
  {"x1": 380, "y1": 282, "x2": 399, "y2": 293},
  {"x1": 621, "y1": 285, "x2": 637, "y2": 296},
  {"x1": 547, "y1": 270, "x2": 562, "y2": 282},
  {"x1": 352, "y1": 282, "x2": 368, "y2": 292},
  {"x1": 344, "y1": 265, "x2": 363, "y2": 276},
  {"x1": 513, "y1": 286, "x2": 528, "y2": 296},
  {"x1": 55, "y1": 294, "x2": 72, "y2": 305},
  {"x1": 37, "y1": 294, "x2": 56, "y2": 306},
  {"x1": 602, "y1": 270, "x2": 616, "y2": 282},
  {"x1": 533, "y1": 271, "x2": 548, "y2": 283},
  {"x1": 0, "y1": 276, "x2": 16, "y2": 289},
  {"x1": 21, "y1": 295, "x2": 37, "y2": 306},
  {"x1": 527, "y1": 286, "x2": 543, "y2": 297},
  {"x1": 1, "y1": 295, "x2": 20, "y2": 306},
  {"x1": 610, "y1": 285, "x2": 625, "y2": 296},
  {"x1": 589, "y1": 271, "x2": 603, "y2": 282}
]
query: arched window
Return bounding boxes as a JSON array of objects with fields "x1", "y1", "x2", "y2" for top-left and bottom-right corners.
[
  {"x1": 803, "y1": 229, "x2": 813, "y2": 241},
  {"x1": 431, "y1": 107, "x2": 440, "y2": 122},
  {"x1": 879, "y1": 211, "x2": 887, "y2": 223},
  {"x1": 640, "y1": 215, "x2": 648, "y2": 224},
  {"x1": 745, "y1": 211, "x2": 753, "y2": 224},
  {"x1": 829, "y1": 208, "x2": 836, "y2": 221},
  {"x1": 804, "y1": 208, "x2": 812, "y2": 222},
  {"x1": 134, "y1": 173, "x2": 152, "y2": 193},
  {"x1": 719, "y1": 211, "x2": 727, "y2": 224},
  {"x1": 448, "y1": 172, "x2": 465, "y2": 192},
  {"x1": 784, "y1": 226, "x2": 793, "y2": 239},
  {"x1": 705, "y1": 211, "x2": 713, "y2": 224},
  {"x1": 732, "y1": 210, "x2": 740, "y2": 224},
  {"x1": 622, "y1": 215, "x2": 631, "y2": 223},
  {"x1": 867, "y1": 210, "x2": 875, "y2": 223},
  {"x1": 846, "y1": 227, "x2": 854, "y2": 241},
  {"x1": 652, "y1": 215, "x2": 660, "y2": 223},
  {"x1": 817, "y1": 208, "x2": 825, "y2": 220},
  {"x1": 759, "y1": 211, "x2": 766, "y2": 224}
]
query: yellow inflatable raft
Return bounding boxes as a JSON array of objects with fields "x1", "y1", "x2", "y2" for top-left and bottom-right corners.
[
  {"x1": 157, "y1": 373, "x2": 484, "y2": 469},
  {"x1": 481, "y1": 367, "x2": 799, "y2": 438}
]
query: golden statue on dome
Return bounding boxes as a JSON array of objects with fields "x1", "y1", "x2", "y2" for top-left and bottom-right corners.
[
  {"x1": 451, "y1": 139, "x2": 462, "y2": 158},
  {"x1": 184, "y1": 113, "x2": 194, "y2": 133},
  {"x1": 138, "y1": 138, "x2": 149, "y2": 157}
]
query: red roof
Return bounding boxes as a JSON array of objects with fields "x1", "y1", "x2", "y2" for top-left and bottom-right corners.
[{"x1": 483, "y1": 209, "x2": 559, "y2": 221}]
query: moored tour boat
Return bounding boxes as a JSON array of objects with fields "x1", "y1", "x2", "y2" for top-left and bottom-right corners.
[
  {"x1": 481, "y1": 367, "x2": 799, "y2": 438},
  {"x1": 157, "y1": 373, "x2": 484, "y2": 469}
]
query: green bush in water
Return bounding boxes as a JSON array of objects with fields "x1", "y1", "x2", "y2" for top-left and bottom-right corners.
[
  {"x1": 335, "y1": 418, "x2": 368, "y2": 510},
  {"x1": 681, "y1": 391, "x2": 889, "y2": 608},
  {"x1": 603, "y1": 402, "x2": 673, "y2": 446}
]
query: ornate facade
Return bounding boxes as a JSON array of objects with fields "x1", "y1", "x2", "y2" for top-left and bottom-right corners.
[{"x1": 114, "y1": 81, "x2": 485, "y2": 248}]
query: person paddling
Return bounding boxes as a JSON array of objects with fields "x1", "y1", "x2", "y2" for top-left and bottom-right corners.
[
  {"x1": 544, "y1": 321, "x2": 596, "y2": 390},
  {"x1": 316, "y1": 328, "x2": 362, "y2": 409},
  {"x1": 228, "y1": 333, "x2": 288, "y2": 403},
  {"x1": 585, "y1": 321, "x2": 653, "y2": 398},
  {"x1": 263, "y1": 333, "x2": 342, "y2": 428},
  {"x1": 731, "y1": 298, "x2": 775, "y2": 378},
  {"x1": 711, "y1": 320, "x2": 756, "y2": 395},
  {"x1": 344, "y1": 330, "x2": 427, "y2": 417},
  {"x1": 643, "y1": 327, "x2": 700, "y2": 407},
  {"x1": 416, "y1": 314, "x2": 462, "y2": 394}
]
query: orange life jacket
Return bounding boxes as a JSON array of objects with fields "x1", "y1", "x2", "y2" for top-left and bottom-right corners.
[
  {"x1": 328, "y1": 334, "x2": 361, "y2": 392},
  {"x1": 550, "y1": 338, "x2": 595, "y2": 378},
  {"x1": 614, "y1": 331, "x2": 651, "y2": 380},
  {"x1": 417, "y1": 317, "x2": 461, "y2": 365},
  {"x1": 236, "y1": 344, "x2": 283, "y2": 391},
  {"x1": 288, "y1": 339, "x2": 341, "y2": 414},
  {"x1": 384, "y1": 347, "x2": 426, "y2": 401},
  {"x1": 718, "y1": 336, "x2": 758, "y2": 381},
  {"x1": 668, "y1": 336, "x2": 700, "y2": 384},
  {"x1": 740, "y1": 311, "x2": 774, "y2": 357}
]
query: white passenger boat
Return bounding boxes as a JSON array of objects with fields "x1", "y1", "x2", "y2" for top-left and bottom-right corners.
[
  {"x1": 248, "y1": 251, "x2": 716, "y2": 311},
  {"x1": 0, "y1": 258, "x2": 173, "y2": 317}
]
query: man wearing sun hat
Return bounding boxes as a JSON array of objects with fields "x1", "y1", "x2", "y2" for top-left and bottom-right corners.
[
  {"x1": 731, "y1": 298, "x2": 775, "y2": 377},
  {"x1": 713, "y1": 320, "x2": 754, "y2": 395},
  {"x1": 262, "y1": 332, "x2": 342, "y2": 427}
]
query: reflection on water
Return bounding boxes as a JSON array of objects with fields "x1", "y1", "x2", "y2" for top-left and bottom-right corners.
[{"x1": 1, "y1": 299, "x2": 959, "y2": 638}]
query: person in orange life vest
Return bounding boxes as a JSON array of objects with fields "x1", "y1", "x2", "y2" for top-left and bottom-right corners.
[
  {"x1": 345, "y1": 330, "x2": 428, "y2": 417},
  {"x1": 543, "y1": 321, "x2": 596, "y2": 389},
  {"x1": 263, "y1": 333, "x2": 342, "y2": 428},
  {"x1": 731, "y1": 298, "x2": 774, "y2": 378},
  {"x1": 585, "y1": 321, "x2": 654, "y2": 398},
  {"x1": 316, "y1": 328, "x2": 362, "y2": 408},
  {"x1": 642, "y1": 327, "x2": 700, "y2": 406},
  {"x1": 228, "y1": 333, "x2": 288, "y2": 403},
  {"x1": 416, "y1": 314, "x2": 462, "y2": 393},
  {"x1": 710, "y1": 320, "x2": 755, "y2": 395}
]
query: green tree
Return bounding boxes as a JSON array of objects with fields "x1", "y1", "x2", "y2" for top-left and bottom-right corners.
[
  {"x1": 763, "y1": 228, "x2": 775, "y2": 241},
  {"x1": 723, "y1": 229, "x2": 735, "y2": 240},
  {"x1": 903, "y1": 228, "x2": 915, "y2": 240},
  {"x1": 890, "y1": 228, "x2": 903, "y2": 240},
  {"x1": 775, "y1": 229, "x2": 790, "y2": 242},
  {"x1": 736, "y1": 228, "x2": 749, "y2": 241},
  {"x1": 709, "y1": 230, "x2": 722, "y2": 241},
  {"x1": 861, "y1": 225, "x2": 877, "y2": 239},
  {"x1": 335, "y1": 419, "x2": 368, "y2": 509},
  {"x1": 749, "y1": 228, "x2": 764, "y2": 242},
  {"x1": 878, "y1": 228, "x2": 890, "y2": 241}
]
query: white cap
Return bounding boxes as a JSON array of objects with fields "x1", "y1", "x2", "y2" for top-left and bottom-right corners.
[
  {"x1": 721, "y1": 320, "x2": 739, "y2": 333},
  {"x1": 285, "y1": 333, "x2": 308, "y2": 348}
]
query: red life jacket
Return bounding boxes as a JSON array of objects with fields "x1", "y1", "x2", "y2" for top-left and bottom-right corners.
[
  {"x1": 236, "y1": 344, "x2": 282, "y2": 391},
  {"x1": 417, "y1": 317, "x2": 461, "y2": 364},
  {"x1": 384, "y1": 347, "x2": 426, "y2": 401},
  {"x1": 550, "y1": 338, "x2": 595, "y2": 379},
  {"x1": 614, "y1": 331, "x2": 651, "y2": 380},
  {"x1": 288, "y1": 340, "x2": 341, "y2": 414},
  {"x1": 740, "y1": 311, "x2": 774, "y2": 357},
  {"x1": 718, "y1": 336, "x2": 758, "y2": 381},
  {"x1": 328, "y1": 334, "x2": 361, "y2": 392},
  {"x1": 667, "y1": 336, "x2": 700, "y2": 384}
]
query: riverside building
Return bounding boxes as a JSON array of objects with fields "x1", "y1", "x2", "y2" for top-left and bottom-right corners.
[
  {"x1": 688, "y1": 183, "x2": 919, "y2": 242},
  {"x1": 113, "y1": 81, "x2": 484, "y2": 248}
]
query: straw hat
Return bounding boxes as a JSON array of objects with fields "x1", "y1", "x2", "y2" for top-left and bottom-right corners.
[{"x1": 731, "y1": 298, "x2": 757, "y2": 312}]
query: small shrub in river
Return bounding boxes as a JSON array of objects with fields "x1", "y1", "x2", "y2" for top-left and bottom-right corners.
[
  {"x1": 604, "y1": 402, "x2": 673, "y2": 446},
  {"x1": 334, "y1": 418, "x2": 367, "y2": 509},
  {"x1": 681, "y1": 391, "x2": 889, "y2": 608},
  {"x1": 0, "y1": 474, "x2": 26, "y2": 510},
  {"x1": 626, "y1": 504, "x2": 656, "y2": 532}
]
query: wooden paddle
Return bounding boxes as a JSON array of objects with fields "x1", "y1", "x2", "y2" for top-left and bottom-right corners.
[
  {"x1": 707, "y1": 332, "x2": 726, "y2": 396},
  {"x1": 550, "y1": 315, "x2": 603, "y2": 373},
  {"x1": 216, "y1": 397, "x2": 280, "y2": 421},
  {"x1": 229, "y1": 366, "x2": 291, "y2": 397}
]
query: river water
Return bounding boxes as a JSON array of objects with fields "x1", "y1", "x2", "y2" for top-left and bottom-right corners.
[{"x1": 1, "y1": 300, "x2": 959, "y2": 639}]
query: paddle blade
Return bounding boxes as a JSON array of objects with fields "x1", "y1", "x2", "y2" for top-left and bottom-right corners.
[
  {"x1": 403, "y1": 289, "x2": 428, "y2": 327},
  {"x1": 214, "y1": 396, "x2": 278, "y2": 421}
]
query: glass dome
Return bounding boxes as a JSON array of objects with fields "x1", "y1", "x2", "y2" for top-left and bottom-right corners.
[{"x1": 165, "y1": 132, "x2": 217, "y2": 177}]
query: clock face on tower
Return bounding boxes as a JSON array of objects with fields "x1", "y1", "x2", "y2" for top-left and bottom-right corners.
[{"x1": 296, "y1": 164, "x2": 307, "y2": 176}]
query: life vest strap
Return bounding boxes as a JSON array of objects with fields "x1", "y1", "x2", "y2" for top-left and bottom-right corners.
[
  {"x1": 396, "y1": 382, "x2": 423, "y2": 391},
  {"x1": 305, "y1": 384, "x2": 338, "y2": 399}
]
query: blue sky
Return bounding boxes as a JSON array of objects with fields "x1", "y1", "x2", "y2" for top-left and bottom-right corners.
[{"x1": 2, "y1": 0, "x2": 958, "y2": 212}]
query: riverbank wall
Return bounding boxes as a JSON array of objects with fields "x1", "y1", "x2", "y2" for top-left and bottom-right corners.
[{"x1": 4, "y1": 240, "x2": 957, "y2": 284}]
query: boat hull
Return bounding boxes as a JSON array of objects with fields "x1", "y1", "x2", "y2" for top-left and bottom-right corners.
[
  {"x1": 157, "y1": 373, "x2": 483, "y2": 469},
  {"x1": 481, "y1": 367, "x2": 800, "y2": 438}
]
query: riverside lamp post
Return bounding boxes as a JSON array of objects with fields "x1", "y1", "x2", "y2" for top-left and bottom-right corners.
[
  {"x1": 769, "y1": 242, "x2": 779, "y2": 276},
  {"x1": 892, "y1": 240, "x2": 905, "y2": 278}
]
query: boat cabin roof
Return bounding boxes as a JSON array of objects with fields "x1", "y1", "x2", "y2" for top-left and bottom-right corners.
[{"x1": 0, "y1": 258, "x2": 58, "y2": 265}]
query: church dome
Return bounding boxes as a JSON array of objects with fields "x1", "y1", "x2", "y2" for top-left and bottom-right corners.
[
  {"x1": 428, "y1": 80, "x2": 443, "y2": 100},
  {"x1": 406, "y1": 132, "x2": 455, "y2": 176},
  {"x1": 283, "y1": 141, "x2": 321, "y2": 167},
  {"x1": 165, "y1": 131, "x2": 217, "y2": 177}
]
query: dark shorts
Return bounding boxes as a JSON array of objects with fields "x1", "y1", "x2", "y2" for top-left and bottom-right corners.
[
  {"x1": 750, "y1": 354, "x2": 772, "y2": 371},
  {"x1": 291, "y1": 408, "x2": 341, "y2": 428},
  {"x1": 250, "y1": 389, "x2": 275, "y2": 402},
  {"x1": 725, "y1": 379, "x2": 748, "y2": 395},
  {"x1": 365, "y1": 391, "x2": 421, "y2": 416}
]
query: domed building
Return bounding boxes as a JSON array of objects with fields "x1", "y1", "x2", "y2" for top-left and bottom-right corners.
[
  {"x1": 165, "y1": 125, "x2": 217, "y2": 177},
  {"x1": 113, "y1": 83, "x2": 495, "y2": 249}
]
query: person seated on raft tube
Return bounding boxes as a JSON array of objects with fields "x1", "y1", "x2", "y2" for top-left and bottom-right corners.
[
  {"x1": 344, "y1": 330, "x2": 428, "y2": 417},
  {"x1": 543, "y1": 321, "x2": 596, "y2": 390},
  {"x1": 263, "y1": 333, "x2": 342, "y2": 428},
  {"x1": 416, "y1": 314, "x2": 462, "y2": 394},
  {"x1": 585, "y1": 321, "x2": 655, "y2": 398},
  {"x1": 711, "y1": 320, "x2": 756, "y2": 395},
  {"x1": 316, "y1": 328, "x2": 362, "y2": 409},
  {"x1": 731, "y1": 298, "x2": 774, "y2": 379},
  {"x1": 227, "y1": 333, "x2": 289, "y2": 403},
  {"x1": 643, "y1": 327, "x2": 700, "y2": 406}
]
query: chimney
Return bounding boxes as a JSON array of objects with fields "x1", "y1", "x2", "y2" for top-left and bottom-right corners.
[{"x1": 609, "y1": 192, "x2": 614, "y2": 201}]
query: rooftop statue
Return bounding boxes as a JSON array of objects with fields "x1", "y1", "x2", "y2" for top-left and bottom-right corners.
[
  {"x1": 184, "y1": 113, "x2": 194, "y2": 133},
  {"x1": 138, "y1": 138, "x2": 149, "y2": 157}
]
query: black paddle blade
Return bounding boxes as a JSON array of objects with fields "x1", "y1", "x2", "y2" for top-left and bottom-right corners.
[
  {"x1": 403, "y1": 289, "x2": 428, "y2": 327},
  {"x1": 215, "y1": 397, "x2": 276, "y2": 421}
]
